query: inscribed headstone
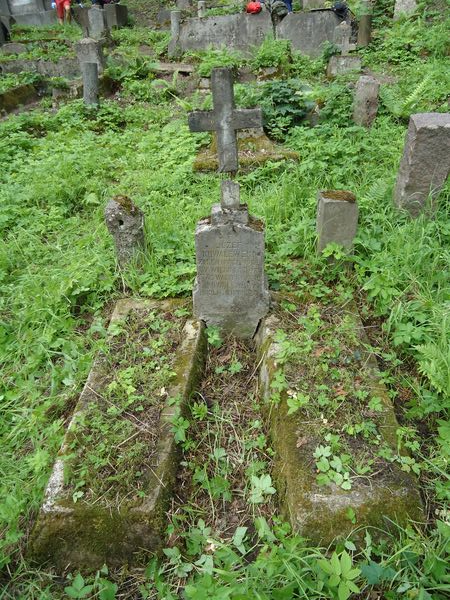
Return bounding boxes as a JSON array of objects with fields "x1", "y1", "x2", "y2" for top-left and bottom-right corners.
[
  {"x1": 316, "y1": 190, "x2": 358, "y2": 253},
  {"x1": 353, "y1": 75, "x2": 379, "y2": 127}
]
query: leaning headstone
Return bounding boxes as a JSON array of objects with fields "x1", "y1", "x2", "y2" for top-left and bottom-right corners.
[
  {"x1": 81, "y1": 61, "x2": 99, "y2": 107},
  {"x1": 316, "y1": 190, "x2": 358, "y2": 253},
  {"x1": 105, "y1": 195, "x2": 145, "y2": 266},
  {"x1": 75, "y1": 37, "x2": 105, "y2": 73},
  {"x1": 88, "y1": 5, "x2": 107, "y2": 40},
  {"x1": 188, "y1": 68, "x2": 270, "y2": 337},
  {"x1": 393, "y1": 0, "x2": 417, "y2": 20},
  {"x1": 353, "y1": 75, "x2": 379, "y2": 127},
  {"x1": 393, "y1": 113, "x2": 450, "y2": 217}
]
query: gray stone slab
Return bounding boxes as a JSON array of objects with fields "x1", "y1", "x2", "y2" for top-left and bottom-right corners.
[
  {"x1": 302, "y1": 0, "x2": 326, "y2": 8},
  {"x1": 30, "y1": 299, "x2": 206, "y2": 571},
  {"x1": 276, "y1": 11, "x2": 340, "y2": 57},
  {"x1": 177, "y1": 12, "x2": 272, "y2": 57},
  {"x1": 81, "y1": 61, "x2": 99, "y2": 106},
  {"x1": 0, "y1": 56, "x2": 79, "y2": 76},
  {"x1": 75, "y1": 37, "x2": 105, "y2": 73},
  {"x1": 104, "y1": 3, "x2": 128, "y2": 28},
  {"x1": 105, "y1": 196, "x2": 145, "y2": 266},
  {"x1": 12, "y1": 8, "x2": 55, "y2": 24},
  {"x1": 0, "y1": 41, "x2": 27, "y2": 54},
  {"x1": 393, "y1": 113, "x2": 450, "y2": 217},
  {"x1": 256, "y1": 296, "x2": 423, "y2": 546},
  {"x1": 353, "y1": 75, "x2": 379, "y2": 127},
  {"x1": 88, "y1": 5, "x2": 107, "y2": 40},
  {"x1": 326, "y1": 54, "x2": 361, "y2": 77},
  {"x1": 72, "y1": 5, "x2": 90, "y2": 35},
  {"x1": 393, "y1": 0, "x2": 417, "y2": 20},
  {"x1": 7, "y1": 0, "x2": 44, "y2": 15},
  {"x1": 316, "y1": 190, "x2": 358, "y2": 253},
  {"x1": 193, "y1": 211, "x2": 270, "y2": 338}
]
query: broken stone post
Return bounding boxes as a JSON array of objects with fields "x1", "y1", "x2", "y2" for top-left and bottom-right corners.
[
  {"x1": 197, "y1": 1, "x2": 206, "y2": 17},
  {"x1": 188, "y1": 68, "x2": 270, "y2": 337},
  {"x1": 316, "y1": 190, "x2": 358, "y2": 254},
  {"x1": 393, "y1": 113, "x2": 450, "y2": 217},
  {"x1": 88, "y1": 5, "x2": 107, "y2": 40},
  {"x1": 75, "y1": 37, "x2": 105, "y2": 74},
  {"x1": 105, "y1": 195, "x2": 145, "y2": 266},
  {"x1": 168, "y1": 10, "x2": 181, "y2": 58},
  {"x1": 333, "y1": 21, "x2": 354, "y2": 54},
  {"x1": 393, "y1": 0, "x2": 417, "y2": 20},
  {"x1": 81, "y1": 62, "x2": 99, "y2": 106},
  {"x1": 353, "y1": 75, "x2": 379, "y2": 127},
  {"x1": 357, "y1": 0, "x2": 372, "y2": 47}
]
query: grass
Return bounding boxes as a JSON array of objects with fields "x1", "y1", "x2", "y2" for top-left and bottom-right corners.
[{"x1": 0, "y1": 1, "x2": 449, "y2": 598}]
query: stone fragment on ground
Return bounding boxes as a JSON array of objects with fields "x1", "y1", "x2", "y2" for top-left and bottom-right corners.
[
  {"x1": 256, "y1": 295, "x2": 423, "y2": 545},
  {"x1": 327, "y1": 55, "x2": 362, "y2": 78},
  {"x1": 30, "y1": 299, "x2": 206, "y2": 570}
]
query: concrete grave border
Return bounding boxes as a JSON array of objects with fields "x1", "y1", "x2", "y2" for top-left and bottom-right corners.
[{"x1": 30, "y1": 298, "x2": 206, "y2": 570}]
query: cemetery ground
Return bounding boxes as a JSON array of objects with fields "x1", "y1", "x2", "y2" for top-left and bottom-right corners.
[{"x1": 0, "y1": 1, "x2": 449, "y2": 598}]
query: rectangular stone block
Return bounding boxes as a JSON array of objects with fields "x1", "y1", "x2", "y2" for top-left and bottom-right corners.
[
  {"x1": 193, "y1": 212, "x2": 270, "y2": 338},
  {"x1": 327, "y1": 54, "x2": 361, "y2": 77},
  {"x1": 256, "y1": 295, "x2": 423, "y2": 546},
  {"x1": 393, "y1": 0, "x2": 417, "y2": 20},
  {"x1": 88, "y1": 5, "x2": 107, "y2": 40},
  {"x1": 104, "y1": 3, "x2": 128, "y2": 28},
  {"x1": 393, "y1": 113, "x2": 450, "y2": 217},
  {"x1": 352, "y1": 75, "x2": 379, "y2": 127},
  {"x1": 30, "y1": 299, "x2": 206, "y2": 571},
  {"x1": 75, "y1": 37, "x2": 105, "y2": 73},
  {"x1": 177, "y1": 12, "x2": 272, "y2": 57},
  {"x1": 276, "y1": 11, "x2": 340, "y2": 57},
  {"x1": 316, "y1": 190, "x2": 358, "y2": 253}
]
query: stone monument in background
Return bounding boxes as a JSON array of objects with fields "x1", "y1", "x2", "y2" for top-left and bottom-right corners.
[{"x1": 188, "y1": 68, "x2": 270, "y2": 338}]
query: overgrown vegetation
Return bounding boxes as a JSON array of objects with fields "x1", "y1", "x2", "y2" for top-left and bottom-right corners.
[{"x1": 0, "y1": 1, "x2": 449, "y2": 598}]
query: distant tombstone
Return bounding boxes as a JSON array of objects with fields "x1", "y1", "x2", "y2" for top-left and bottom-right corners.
[
  {"x1": 104, "y1": 3, "x2": 128, "y2": 28},
  {"x1": 302, "y1": 0, "x2": 326, "y2": 8},
  {"x1": 357, "y1": 0, "x2": 372, "y2": 47},
  {"x1": 168, "y1": 10, "x2": 181, "y2": 58},
  {"x1": 353, "y1": 75, "x2": 379, "y2": 127},
  {"x1": 393, "y1": 113, "x2": 450, "y2": 217},
  {"x1": 393, "y1": 0, "x2": 416, "y2": 20},
  {"x1": 326, "y1": 54, "x2": 361, "y2": 77},
  {"x1": 188, "y1": 67, "x2": 262, "y2": 173},
  {"x1": 88, "y1": 5, "x2": 107, "y2": 40},
  {"x1": 81, "y1": 61, "x2": 99, "y2": 106},
  {"x1": 75, "y1": 37, "x2": 105, "y2": 73},
  {"x1": 188, "y1": 68, "x2": 270, "y2": 338},
  {"x1": 333, "y1": 21, "x2": 355, "y2": 53},
  {"x1": 197, "y1": 0, "x2": 206, "y2": 18},
  {"x1": 176, "y1": 0, "x2": 191, "y2": 8},
  {"x1": 72, "y1": 5, "x2": 90, "y2": 35},
  {"x1": 105, "y1": 195, "x2": 145, "y2": 266},
  {"x1": 316, "y1": 190, "x2": 358, "y2": 254}
]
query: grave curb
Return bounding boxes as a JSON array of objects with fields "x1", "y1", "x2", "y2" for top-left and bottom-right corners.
[
  {"x1": 255, "y1": 294, "x2": 424, "y2": 545},
  {"x1": 30, "y1": 298, "x2": 206, "y2": 571}
]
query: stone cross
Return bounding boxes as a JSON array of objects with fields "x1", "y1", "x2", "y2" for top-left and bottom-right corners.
[{"x1": 188, "y1": 67, "x2": 262, "y2": 173}]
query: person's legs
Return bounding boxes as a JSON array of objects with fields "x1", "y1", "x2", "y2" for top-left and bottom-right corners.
[
  {"x1": 55, "y1": 0, "x2": 65, "y2": 24},
  {"x1": 63, "y1": 0, "x2": 71, "y2": 22}
]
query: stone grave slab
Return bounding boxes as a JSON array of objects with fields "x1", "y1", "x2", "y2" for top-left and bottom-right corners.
[
  {"x1": 256, "y1": 294, "x2": 423, "y2": 545},
  {"x1": 30, "y1": 299, "x2": 206, "y2": 570},
  {"x1": 393, "y1": 113, "x2": 450, "y2": 217},
  {"x1": 352, "y1": 75, "x2": 379, "y2": 127},
  {"x1": 88, "y1": 5, "x2": 107, "y2": 40},
  {"x1": 394, "y1": 0, "x2": 417, "y2": 20},
  {"x1": 104, "y1": 3, "x2": 128, "y2": 28},
  {"x1": 175, "y1": 12, "x2": 272, "y2": 57},
  {"x1": 327, "y1": 54, "x2": 361, "y2": 78},
  {"x1": 105, "y1": 195, "x2": 145, "y2": 266},
  {"x1": 75, "y1": 37, "x2": 105, "y2": 73},
  {"x1": 316, "y1": 190, "x2": 358, "y2": 253},
  {"x1": 276, "y1": 11, "x2": 340, "y2": 57},
  {"x1": 0, "y1": 82, "x2": 37, "y2": 113}
]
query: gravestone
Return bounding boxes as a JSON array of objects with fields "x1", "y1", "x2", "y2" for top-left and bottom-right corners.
[
  {"x1": 197, "y1": 0, "x2": 206, "y2": 18},
  {"x1": 393, "y1": 0, "x2": 416, "y2": 20},
  {"x1": 357, "y1": 0, "x2": 372, "y2": 47},
  {"x1": 188, "y1": 68, "x2": 270, "y2": 337},
  {"x1": 188, "y1": 68, "x2": 262, "y2": 173},
  {"x1": 168, "y1": 9, "x2": 181, "y2": 58},
  {"x1": 104, "y1": 3, "x2": 128, "y2": 28},
  {"x1": 333, "y1": 21, "x2": 355, "y2": 53},
  {"x1": 393, "y1": 113, "x2": 450, "y2": 217},
  {"x1": 81, "y1": 61, "x2": 99, "y2": 106},
  {"x1": 353, "y1": 75, "x2": 379, "y2": 127},
  {"x1": 72, "y1": 5, "x2": 90, "y2": 34},
  {"x1": 316, "y1": 190, "x2": 358, "y2": 253},
  {"x1": 88, "y1": 5, "x2": 107, "y2": 40},
  {"x1": 75, "y1": 37, "x2": 105, "y2": 73},
  {"x1": 276, "y1": 11, "x2": 339, "y2": 57},
  {"x1": 327, "y1": 54, "x2": 361, "y2": 77},
  {"x1": 302, "y1": 0, "x2": 326, "y2": 8},
  {"x1": 105, "y1": 195, "x2": 145, "y2": 266}
]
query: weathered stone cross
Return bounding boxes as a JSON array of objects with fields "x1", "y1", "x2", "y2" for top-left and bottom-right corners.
[{"x1": 188, "y1": 67, "x2": 262, "y2": 175}]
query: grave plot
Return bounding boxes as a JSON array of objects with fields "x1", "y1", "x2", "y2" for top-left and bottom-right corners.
[
  {"x1": 31, "y1": 299, "x2": 206, "y2": 570},
  {"x1": 256, "y1": 295, "x2": 423, "y2": 544}
]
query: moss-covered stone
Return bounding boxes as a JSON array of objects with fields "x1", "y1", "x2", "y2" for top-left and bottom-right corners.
[
  {"x1": 30, "y1": 299, "x2": 207, "y2": 571},
  {"x1": 256, "y1": 295, "x2": 423, "y2": 546},
  {"x1": 0, "y1": 84, "x2": 37, "y2": 113}
]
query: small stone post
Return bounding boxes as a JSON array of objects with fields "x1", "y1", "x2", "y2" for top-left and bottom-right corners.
[
  {"x1": 105, "y1": 195, "x2": 145, "y2": 267},
  {"x1": 353, "y1": 75, "x2": 379, "y2": 127},
  {"x1": 82, "y1": 62, "x2": 99, "y2": 106},
  {"x1": 168, "y1": 10, "x2": 181, "y2": 58},
  {"x1": 357, "y1": 0, "x2": 372, "y2": 47},
  {"x1": 316, "y1": 190, "x2": 358, "y2": 254},
  {"x1": 393, "y1": 113, "x2": 450, "y2": 217},
  {"x1": 88, "y1": 5, "x2": 107, "y2": 40},
  {"x1": 197, "y1": 0, "x2": 206, "y2": 17}
]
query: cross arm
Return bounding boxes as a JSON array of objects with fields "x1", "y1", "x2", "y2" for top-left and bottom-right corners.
[
  {"x1": 188, "y1": 110, "x2": 215, "y2": 132},
  {"x1": 232, "y1": 108, "x2": 263, "y2": 130}
]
